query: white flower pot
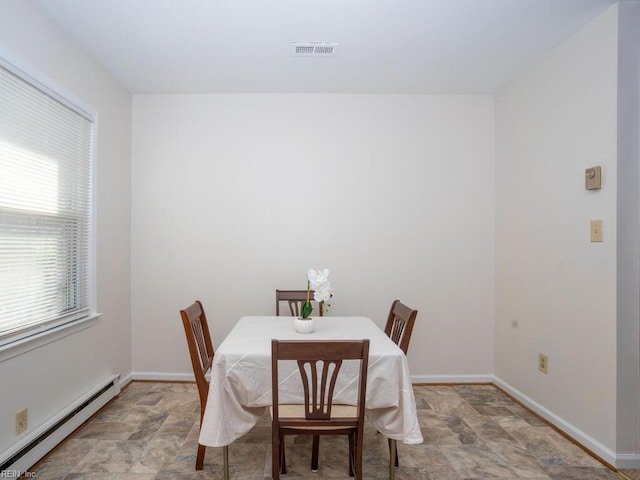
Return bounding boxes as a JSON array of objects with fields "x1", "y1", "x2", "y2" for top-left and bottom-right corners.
[{"x1": 294, "y1": 317, "x2": 315, "y2": 334}]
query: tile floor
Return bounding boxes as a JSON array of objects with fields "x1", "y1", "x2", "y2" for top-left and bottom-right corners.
[{"x1": 30, "y1": 382, "x2": 628, "y2": 480}]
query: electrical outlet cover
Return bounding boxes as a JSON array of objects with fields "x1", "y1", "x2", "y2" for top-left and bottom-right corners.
[
  {"x1": 16, "y1": 408, "x2": 28, "y2": 435},
  {"x1": 538, "y1": 353, "x2": 549, "y2": 374}
]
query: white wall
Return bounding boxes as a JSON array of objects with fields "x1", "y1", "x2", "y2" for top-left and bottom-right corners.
[
  {"x1": 495, "y1": 5, "x2": 618, "y2": 453},
  {"x1": 131, "y1": 94, "x2": 495, "y2": 379},
  {"x1": 616, "y1": 0, "x2": 640, "y2": 462},
  {"x1": 1, "y1": 0, "x2": 629, "y2": 467},
  {"x1": 0, "y1": 0, "x2": 132, "y2": 455}
]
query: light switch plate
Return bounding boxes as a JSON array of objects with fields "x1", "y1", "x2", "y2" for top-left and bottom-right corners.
[
  {"x1": 585, "y1": 166, "x2": 602, "y2": 190},
  {"x1": 590, "y1": 219, "x2": 603, "y2": 242}
]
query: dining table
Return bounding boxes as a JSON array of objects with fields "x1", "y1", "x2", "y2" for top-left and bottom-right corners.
[{"x1": 198, "y1": 315, "x2": 424, "y2": 450}]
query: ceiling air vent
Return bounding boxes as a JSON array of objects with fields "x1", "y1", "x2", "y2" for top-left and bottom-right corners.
[{"x1": 291, "y1": 42, "x2": 339, "y2": 57}]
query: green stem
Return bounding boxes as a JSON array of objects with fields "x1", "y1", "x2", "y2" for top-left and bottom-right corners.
[{"x1": 301, "y1": 279, "x2": 312, "y2": 319}]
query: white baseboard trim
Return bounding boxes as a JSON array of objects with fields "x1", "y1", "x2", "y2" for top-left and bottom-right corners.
[
  {"x1": 411, "y1": 374, "x2": 494, "y2": 384},
  {"x1": 131, "y1": 372, "x2": 195, "y2": 382},
  {"x1": 135, "y1": 372, "x2": 494, "y2": 385},
  {"x1": 616, "y1": 454, "x2": 640, "y2": 469},
  {"x1": 493, "y1": 376, "x2": 617, "y2": 467}
]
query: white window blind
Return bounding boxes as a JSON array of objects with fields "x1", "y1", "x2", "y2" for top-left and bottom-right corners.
[{"x1": 0, "y1": 63, "x2": 94, "y2": 345}]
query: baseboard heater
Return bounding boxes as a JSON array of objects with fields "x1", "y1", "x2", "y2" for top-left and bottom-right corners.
[{"x1": 0, "y1": 374, "x2": 120, "y2": 476}]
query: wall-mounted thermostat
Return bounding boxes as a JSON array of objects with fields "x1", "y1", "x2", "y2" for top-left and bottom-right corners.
[{"x1": 585, "y1": 166, "x2": 602, "y2": 190}]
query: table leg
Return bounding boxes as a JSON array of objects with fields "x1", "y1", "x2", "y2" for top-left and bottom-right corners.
[
  {"x1": 389, "y1": 439, "x2": 396, "y2": 480},
  {"x1": 223, "y1": 445, "x2": 229, "y2": 480}
]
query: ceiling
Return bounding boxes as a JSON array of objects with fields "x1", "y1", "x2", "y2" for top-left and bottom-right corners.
[{"x1": 33, "y1": 0, "x2": 617, "y2": 95}]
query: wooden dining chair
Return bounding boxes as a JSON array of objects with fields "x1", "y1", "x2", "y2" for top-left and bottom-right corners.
[
  {"x1": 180, "y1": 300, "x2": 229, "y2": 479},
  {"x1": 384, "y1": 299, "x2": 418, "y2": 355},
  {"x1": 271, "y1": 339, "x2": 370, "y2": 480},
  {"x1": 276, "y1": 289, "x2": 324, "y2": 317},
  {"x1": 383, "y1": 299, "x2": 418, "y2": 471}
]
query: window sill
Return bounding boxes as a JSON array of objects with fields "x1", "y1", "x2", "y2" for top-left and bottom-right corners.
[{"x1": 0, "y1": 314, "x2": 101, "y2": 363}]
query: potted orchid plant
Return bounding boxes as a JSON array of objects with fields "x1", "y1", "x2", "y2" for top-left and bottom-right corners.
[{"x1": 301, "y1": 268, "x2": 333, "y2": 319}]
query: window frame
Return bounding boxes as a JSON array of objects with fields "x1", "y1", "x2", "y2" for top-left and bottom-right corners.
[{"x1": 0, "y1": 48, "x2": 99, "y2": 356}]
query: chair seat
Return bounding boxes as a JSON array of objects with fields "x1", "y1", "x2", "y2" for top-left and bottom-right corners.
[{"x1": 270, "y1": 404, "x2": 357, "y2": 430}]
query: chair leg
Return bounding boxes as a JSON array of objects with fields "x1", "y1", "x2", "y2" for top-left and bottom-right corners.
[
  {"x1": 388, "y1": 438, "x2": 399, "y2": 467},
  {"x1": 272, "y1": 427, "x2": 280, "y2": 480},
  {"x1": 348, "y1": 433, "x2": 355, "y2": 477},
  {"x1": 223, "y1": 445, "x2": 229, "y2": 480},
  {"x1": 196, "y1": 443, "x2": 206, "y2": 470},
  {"x1": 311, "y1": 435, "x2": 320, "y2": 472},
  {"x1": 279, "y1": 432, "x2": 287, "y2": 474},
  {"x1": 389, "y1": 439, "x2": 397, "y2": 480},
  {"x1": 355, "y1": 432, "x2": 364, "y2": 480}
]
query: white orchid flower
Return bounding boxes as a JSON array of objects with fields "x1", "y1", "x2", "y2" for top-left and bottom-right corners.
[
  {"x1": 307, "y1": 268, "x2": 329, "y2": 288},
  {"x1": 314, "y1": 286, "x2": 333, "y2": 303}
]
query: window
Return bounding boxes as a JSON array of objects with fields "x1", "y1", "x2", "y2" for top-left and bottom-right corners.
[{"x1": 0, "y1": 61, "x2": 94, "y2": 346}]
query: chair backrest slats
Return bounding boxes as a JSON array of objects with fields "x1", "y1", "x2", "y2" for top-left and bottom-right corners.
[
  {"x1": 297, "y1": 358, "x2": 343, "y2": 419},
  {"x1": 390, "y1": 315, "x2": 406, "y2": 345}
]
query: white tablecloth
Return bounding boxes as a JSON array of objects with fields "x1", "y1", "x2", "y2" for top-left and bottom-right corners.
[{"x1": 198, "y1": 316, "x2": 424, "y2": 447}]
